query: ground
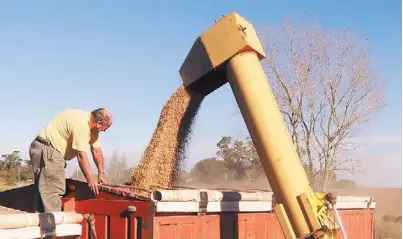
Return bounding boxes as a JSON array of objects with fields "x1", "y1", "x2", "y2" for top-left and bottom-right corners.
[
  {"x1": 342, "y1": 187, "x2": 402, "y2": 217},
  {"x1": 342, "y1": 187, "x2": 402, "y2": 239}
]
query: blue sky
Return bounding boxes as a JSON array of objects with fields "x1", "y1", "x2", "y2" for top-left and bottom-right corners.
[{"x1": 0, "y1": 0, "x2": 401, "y2": 187}]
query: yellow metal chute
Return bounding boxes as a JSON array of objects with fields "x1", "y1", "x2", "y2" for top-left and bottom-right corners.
[{"x1": 179, "y1": 12, "x2": 339, "y2": 239}]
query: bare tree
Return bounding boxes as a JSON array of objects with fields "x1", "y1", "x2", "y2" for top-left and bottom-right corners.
[
  {"x1": 254, "y1": 19, "x2": 385, "y2": 191},
  {"x1": 106, "y1": 149, "x2": 132, "y2": 184}
]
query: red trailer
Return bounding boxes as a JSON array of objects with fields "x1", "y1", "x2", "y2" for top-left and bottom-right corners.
[{"x1": 56, "y1": 179, "x2": 375, "y2": 239}]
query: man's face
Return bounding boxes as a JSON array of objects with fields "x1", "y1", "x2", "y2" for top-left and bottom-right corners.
[{"x1": 94, "y1": 121, "x2": 112, "y2": 132}]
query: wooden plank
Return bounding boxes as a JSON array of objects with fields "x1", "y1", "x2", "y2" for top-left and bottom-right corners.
[
  {"x1": 273, "y1": 204, "x2": 296, "y2": 239},
  {"x1": 296, "y1": 193, "x2": 321, "y2": 232}
]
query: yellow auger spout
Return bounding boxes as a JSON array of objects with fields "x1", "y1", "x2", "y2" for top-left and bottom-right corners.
[{"x1": 179, "y1": 12, "x2": 339, "y2": 239}]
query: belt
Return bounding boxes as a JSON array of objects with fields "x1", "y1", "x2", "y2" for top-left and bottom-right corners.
[
  {"x1": 35, "y1": 136, "x2": 52, "y2": 146},
  {"x1": 34, "y1": 136, "x2": 67, "y2": 169}
]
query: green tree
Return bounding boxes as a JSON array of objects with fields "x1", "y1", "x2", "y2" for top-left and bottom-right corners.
[
  {"x1": 216, "y1": 136, "x2": 261, "y2": 180},
  {"x1": 0, "y1": 151, "x2": 33, "y2": 182},
  {"x1": 1, "y1": 151, "x2": 23, "y2": 171},
  {"x1": 19, "y1": 159, "x2": 33, "y2": 181},
  {"x1": 23, "y1": 159, "x2": 31, "y2": 167},
  {"x1": 0, "y1": 160, "x2": 5, "y2": 171},
  {"x1": 333, "y1": 179, "x2": 356, "y2": 190},
  {"x1": 189, "y1": 157, "x2": 226, "y2": 184}
]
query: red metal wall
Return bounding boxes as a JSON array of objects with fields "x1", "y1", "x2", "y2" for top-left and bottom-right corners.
[
  {"x1": 237, "y1": 213, "x2": 285, "y2": 239},
  {"x1": 0, "y1": 180, "x2": 374, "y2": 239},
  {"x1": 153, "y1": 210, "x2": 374, "y2": 239},
  {"x1": 336, "y1": 209, "x2": 375, "y2": 239},
  {"x1": 62, "y1": 197, "x2": 375, "y2": 239},
  {"x1": 154, "y1": 215, "x2": 220, "y2": 239},
  {"x1": 67, "y1": 197, "x2": 154, "y2": 239}
]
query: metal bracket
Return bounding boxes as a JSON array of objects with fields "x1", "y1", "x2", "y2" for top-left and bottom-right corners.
[
  {"x1": 38, "y1": 213, "x2": 56, "y2": 239},
  {"x1": 198, "y1": 191, "x2": 208, "y2": 216},
  {"x1": 273, "y1": 203, "x2": 296, "y2": 239}
]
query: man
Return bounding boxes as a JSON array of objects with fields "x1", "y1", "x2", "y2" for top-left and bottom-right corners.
[{"x1": 29, "y1": 108, "x2": 113, "y2": 212}]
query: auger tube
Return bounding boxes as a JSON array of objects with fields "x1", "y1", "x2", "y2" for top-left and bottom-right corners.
[{"x1": 179, "y1": 11, "x2": 338, "y2": 239}]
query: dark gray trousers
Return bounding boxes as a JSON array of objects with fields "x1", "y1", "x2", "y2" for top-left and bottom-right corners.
[{"x1": 29, "y1": 138, "x2": 66, "y2": 212}]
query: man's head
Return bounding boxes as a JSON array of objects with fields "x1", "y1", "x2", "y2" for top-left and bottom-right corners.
[{"x1": 90, "y1": 108, "x2": 113, "y2": 132}]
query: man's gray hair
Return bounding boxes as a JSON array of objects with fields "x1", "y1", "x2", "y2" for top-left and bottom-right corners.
[{"x1": 91, "y1": 108, "x2": 111, "y2": 126}]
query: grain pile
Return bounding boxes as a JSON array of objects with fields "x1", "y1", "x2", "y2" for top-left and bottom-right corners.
[{"x1": 128, "y1": 84, "x2": 204, "y2": 196}]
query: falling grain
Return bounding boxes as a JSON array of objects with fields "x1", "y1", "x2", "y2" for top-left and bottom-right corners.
[{"x1": 128, "y1": 84, "x2": 204, "y2": 196}]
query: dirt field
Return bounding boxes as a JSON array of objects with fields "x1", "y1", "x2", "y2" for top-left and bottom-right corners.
[
  {"x1": 0, "y1": 183, "x2": 31, "y2": 192},
  {"x1": 341, "y1": 187, "x2": 402, "y2": 217},
  {"x1": 341, "y1": 187, "x2": 402, "y2": 239}
]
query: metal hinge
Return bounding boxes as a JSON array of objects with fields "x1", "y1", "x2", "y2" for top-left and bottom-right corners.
[{"x1": 198, "y1": 191, "x2": 208, "y2": 216}]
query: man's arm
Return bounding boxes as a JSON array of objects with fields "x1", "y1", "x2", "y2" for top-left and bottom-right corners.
[
  {"x1": 71, "y1": 125, "x2": 99, "y2": 194},
  {"x1": 91, "y1": 146, "x2": 105, "y2": 175},
  {"x1": 77, "y1": 151, "x2": 99, "y2": 194}
]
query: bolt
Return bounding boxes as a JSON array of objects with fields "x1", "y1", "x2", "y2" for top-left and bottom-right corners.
[
  {"x1": 239, "y1": 25, "x2": 247, "y2": 32},
  {"x1": 127, "y1": 206, "x2": 137, "y2": 212}
]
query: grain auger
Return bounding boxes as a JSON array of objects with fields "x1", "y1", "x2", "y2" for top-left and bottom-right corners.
[{"x1": 179, "y1": 12, "x2": 342, "y2": 239}]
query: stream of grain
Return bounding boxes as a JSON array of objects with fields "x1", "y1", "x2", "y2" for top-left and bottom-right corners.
[{"x1": 128, "y1": 84, "x2": 204, "y2": 196}]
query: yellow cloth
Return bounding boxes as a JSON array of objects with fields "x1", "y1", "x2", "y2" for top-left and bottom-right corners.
[{"x1": 38, "y1": 109, "x2": 100, "y2": 160}]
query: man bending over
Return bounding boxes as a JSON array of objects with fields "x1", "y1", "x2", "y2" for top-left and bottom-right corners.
[{"x1": 29, "y1": 108, "x2": 113, "y2": 212}]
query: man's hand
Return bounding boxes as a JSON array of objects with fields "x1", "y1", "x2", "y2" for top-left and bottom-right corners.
[
  {"x1": 98, "y1": 173, "x2": 107, "y2": 184},
  {"x1": 87, "y1": 179, "x2": 99, "y2": 195}
]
